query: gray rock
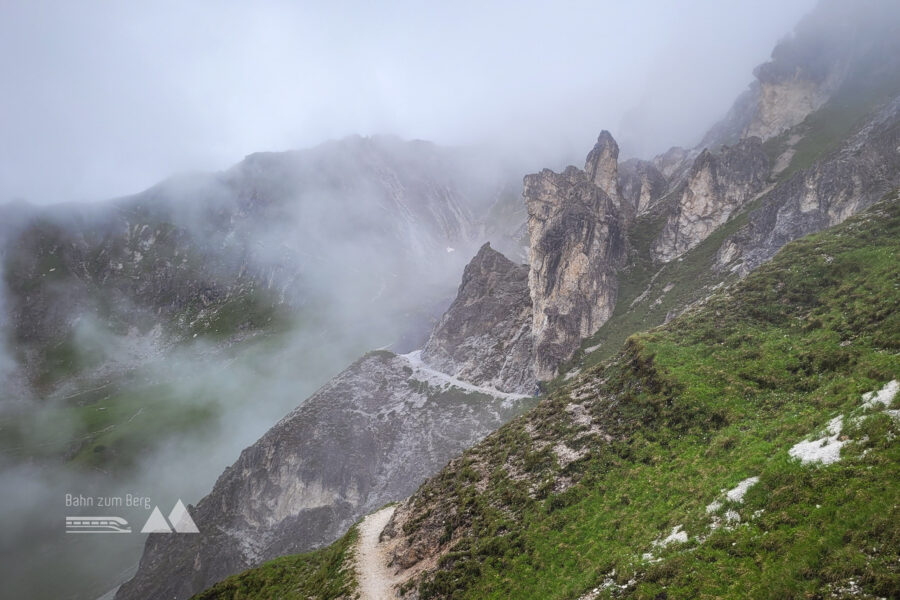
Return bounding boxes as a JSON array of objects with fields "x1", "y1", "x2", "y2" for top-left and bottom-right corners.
[
  {"x1": 585, "y1": 131, "x2": 622, "y2": 205},
  {"x1": 618, "y1": 158, "x2": 669, "y2": 216},
  {"x1": 716, "y1": 94, "x2": 900, "y2": 274},
  {"x1": 653, "y1": 138, "x2": 770, "y2": 262},
  {"x1": 421, "y1": 243, "x2": 536, "y2": 395}
]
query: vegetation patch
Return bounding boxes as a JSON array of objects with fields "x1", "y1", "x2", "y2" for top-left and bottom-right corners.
[{"x1": 191, "y1": 526, "x2": 359, "y2": 600}]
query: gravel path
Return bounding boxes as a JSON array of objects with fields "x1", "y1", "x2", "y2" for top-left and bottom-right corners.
[{"x1": 356, "y1": 506, "x2": 398, "y2": 600}]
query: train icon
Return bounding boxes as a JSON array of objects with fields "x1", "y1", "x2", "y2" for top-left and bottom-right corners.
[{"x1": 65, "y1": 516, "x2": 132, "y2": 533}]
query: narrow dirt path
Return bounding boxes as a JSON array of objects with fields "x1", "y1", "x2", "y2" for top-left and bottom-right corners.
[{"x1": 355, "y1": 506, "x2": 398, "y2": 600}]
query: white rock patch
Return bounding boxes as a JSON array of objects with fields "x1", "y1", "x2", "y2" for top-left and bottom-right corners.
[
  {"x1": 401, "y1": 350, "x2": 529, "y2": 401},
  {"x1": 789, "y1": 416, "x2": 846, "y2": 465},
  {"x1": 861, "y1": 379, "x2": 899, "y2": 409},
  {"x1": 653, "y1": 525, "x2": 688, "y2": 548},
  {"x1": 725, "y1": 476, "x2": 760, "y2": 503}
]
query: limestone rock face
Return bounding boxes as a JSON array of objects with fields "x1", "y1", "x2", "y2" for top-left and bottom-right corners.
[
  {"x1": 421, "y1": 243, "x2": 535, "y2": 395},
  {"x1": 115, "y1": 351, "x2": 530, "y2": 600},
  {"x1": 652, "y1": 146, "x2": 695, "y2": 180},
  {"x1": 653, "y1": 138, "x2": 770, "y2": 262},
  {"x1": 744, "y1": 76, "x2": 836, "y2": 141},
  {"x1": 525, "y1": 165, "x2": 627, "y2": 380},
  {"x1": 699, "y1": 1, "x2": 900, "y2": 147}
]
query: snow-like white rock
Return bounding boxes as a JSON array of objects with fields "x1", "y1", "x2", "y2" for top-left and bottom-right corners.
[
  {"x1": 653, "y1": 525, "x2": 688, "y2": 548},
  {"x1": 861, "y1": 380, "x2": 899, "y2": 409},
  {"x1": 789, "y1": 416, "x2": 846, "y2": 465},
  {"x1": 725, "y1": 476, "x2": 759, "y2": 503},
  {"x1": 401, "y1": 350, "x2": 530, "y2": 401}
]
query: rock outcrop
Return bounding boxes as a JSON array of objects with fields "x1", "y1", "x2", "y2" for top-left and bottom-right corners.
[
  {"x1": 421, "y1": 243, "x2": 535, "y2": 395},
  {"x1": 525, "y1": 157, "x2": 627, "y2": 380},
  {"x1": 701, "y1": 0, "x2": 900, "y2": 148},
  {"x1": 653, "y1": 138, "x2": 770, "y2": 262},
  {"x1": 116, "y1": 350, "x2": 532, "y2": 600},
  {"x1": 716, "y1": 94, "x2": 900, "y2": 275},
  {"x1": 619, "y1": 158, "x2": 669, "y2": 216}
]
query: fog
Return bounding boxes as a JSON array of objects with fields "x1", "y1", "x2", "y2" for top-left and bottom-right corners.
[
  {"x1": 0, "y1": 0, "x2": 815, "y2": 205},
  {"x1": 0, "y1": 134, "x2": 522, "y2": 598}
]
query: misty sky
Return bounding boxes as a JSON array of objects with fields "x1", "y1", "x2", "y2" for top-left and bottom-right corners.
[{"x1": 0, "y1": 0, "x2": 816, "y2": 205}]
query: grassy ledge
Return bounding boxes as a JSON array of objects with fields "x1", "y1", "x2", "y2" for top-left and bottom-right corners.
[{"x1": 190, "y1": 526, "x2": 360, "y2": 600}]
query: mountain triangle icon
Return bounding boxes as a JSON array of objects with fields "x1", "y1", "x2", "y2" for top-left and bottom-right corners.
[
  {"x1": 168, "y1": 500, "x2": 200, "y2": 533},
  {"x1": 141, "y1": 506, "x2": 173, "y2": 533}
]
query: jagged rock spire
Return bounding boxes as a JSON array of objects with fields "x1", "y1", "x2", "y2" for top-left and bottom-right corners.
[
  {"x1": 524, "y1": 165, "x2": 627, "y2": 380},
  {"x1": 584, "y1": 130, "x2": 620, "y2": 201}
]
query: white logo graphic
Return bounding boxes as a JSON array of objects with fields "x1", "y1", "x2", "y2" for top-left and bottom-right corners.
[
  {"x1": 66, "y1": 516, "x2": 131, "y2": 534},
  {"x1": 140, "y1": 500, "x2": 199, "y2": 534}
]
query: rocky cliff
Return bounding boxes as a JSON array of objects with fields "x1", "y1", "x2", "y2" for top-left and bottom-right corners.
[
  {"x1": 524, "y1": 158, "x2": 627, "y2": 380},
  {"x1": 716, "y1": 94, "x2": 900, "y2": 275},
  {"x1": 618, "y1": 158, "x2": 668, "y2": 216},
  {"x1": 652, "y1": 138, "x2": 770, "y2": 262},
  {"x1": 702, "y1": 0, "x2": 898, "y2": 148},
  {"x1": 421, "y1": 243, "x2": 535, "y2": 395}
]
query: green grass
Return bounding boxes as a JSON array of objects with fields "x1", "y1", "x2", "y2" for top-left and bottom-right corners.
[
  {"x1": 395, "y1": 196, "x2": 900, "y2": 599},
  {"x1": 190, "y1": 526, "x2": 360, "y2": 600}
]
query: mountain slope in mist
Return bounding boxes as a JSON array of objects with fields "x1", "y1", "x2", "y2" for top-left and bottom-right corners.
[
  {"x1": 0, "y1": 135, "x2": 529, "y2": 600},
  {"x1": 161, "y1": 2, "x2": 900, "y2": 599}
]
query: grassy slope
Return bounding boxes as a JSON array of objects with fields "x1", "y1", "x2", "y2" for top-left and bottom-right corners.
[
  {"x1": 396, "y1": 196, "x2": 900, "y2": 599},
  {"x1": 191, "y1": 527, "x2": 360, "y2": 600}
]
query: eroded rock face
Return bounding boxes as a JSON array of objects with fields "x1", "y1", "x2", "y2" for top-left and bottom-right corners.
[
  {"x1": 699, "y1": 1, "x2": 900, "y2": 147},
  {"x1": 716, "y1": 95, "x2": 900, "y2": 275},
  {"x1": 116, "y1": 351, "x2": 531, "y2": 600},
  {"x1": 525, "y1": 165, "x2": 627, "y2": 380},
  {"x1": 421, "y1": 243, "x2": 535, "y2": 395},
  {"x1": 744, "y1": 75, "x2": 838, "y2": 141},
  {"x1": 653, "y1": 138, "x2": 770, "y2": 262}
]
